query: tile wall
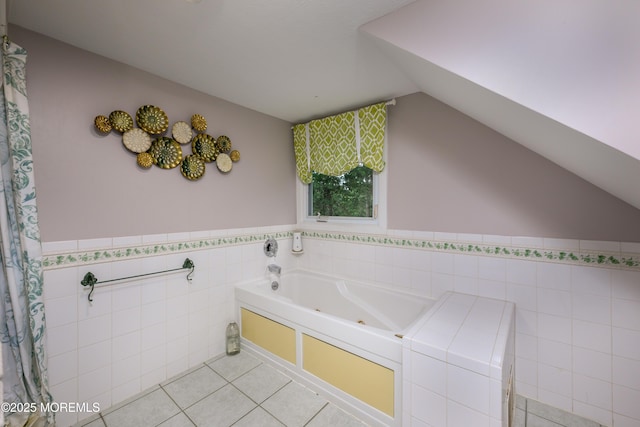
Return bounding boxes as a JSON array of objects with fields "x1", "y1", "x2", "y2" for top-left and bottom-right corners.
[
  {"x1": 42, "y1": 226, "x2": 296, "y2": 427},
  {"x1": 297, "y1": 230, "x2": 640, "y2": 427},
  {"x1": 41, "y1": 226, "x2": 640, "y2": 427}
]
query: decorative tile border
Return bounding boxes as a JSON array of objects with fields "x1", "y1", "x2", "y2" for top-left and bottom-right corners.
[
  {"x1": 42, "y1": 228, "x2": 640, "y2": 271},
  {"x1": 42, "y1": 231, "x2": 293, "y2": 270},
  {"x1": 302, "y1": 231, "x2": 640, "y2": 270}
]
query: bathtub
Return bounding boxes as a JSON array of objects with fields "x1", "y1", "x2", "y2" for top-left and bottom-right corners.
[{"x1": 235, "y1": 269, "x2": 435, "y2": 426}]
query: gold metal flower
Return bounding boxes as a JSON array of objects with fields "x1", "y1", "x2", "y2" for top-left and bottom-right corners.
[
  {"x1": 109, "y1": 110, "x2": 134, "y2": 133},
  {"x1": 136, "y1": 105, "x2": 169, "y2": 134},
  {"x1": 191, "y1": 114, "x2": 207, "y2": 132},
  {"x1": 136, "y1": 152, "x2": 153, "y2": 168},
  {"x1": 94, "y1": 115, "x2": 112, "y2": 133}
]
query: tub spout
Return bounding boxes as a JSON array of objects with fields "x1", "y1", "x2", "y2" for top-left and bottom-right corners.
[{"x1": 268, "y1": 264, "x2": 281, "y2": 275}]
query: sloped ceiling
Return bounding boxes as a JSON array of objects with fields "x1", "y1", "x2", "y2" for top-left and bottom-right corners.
[
  {"x1": 7, "y1": 0, "x2": 640, "y2": 210},
  {"x1": 361, "y1": 0, "x2": 640, "y2": 210}
]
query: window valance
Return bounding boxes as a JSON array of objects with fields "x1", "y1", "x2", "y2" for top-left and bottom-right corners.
[{"x1": 293, "y1": 101, "x2": 387, "y2": 184}]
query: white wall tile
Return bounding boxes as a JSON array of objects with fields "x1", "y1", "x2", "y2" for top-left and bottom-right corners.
[
  {"x1": 47, "y1": 323, "x2": 78, "y2": 357},
  {"x1": 613, "y1": 298, "x2": 640, "y2": 331},
  {"x1": 42, "y1": 240, "x2": 78, "y2": 254},
  {"x1": 613, "y1": 412, "x2": 640, "y2": 427},
  {"x1": 506, "y1": 259, "x2": 536, "y2": 286},
  {"x1": 538, "y1": 339, "x2": 572, "y2": 370},
  {"x1": 538, "y1": 363, "x2": 572, "y2": 398},
  {"x1": 431, "y1": 272, "x2": 454, "y2": 299},
  {"x1": 44, "y1": 267, "x2": 78, "y2": 300},
  {"x1": 411, "y1": 384, "x2": 446, "y2": 427},
  {"x1": 573, "y1": 374, "x2": 612, "y2": 410},
  {"x1": 45, "y1": 295, "x2": 78, "y2": 328},
  {"x1": 537, "y1": 288, "x2": 571, "y2": 317},
  {"x1": 411, "y1": 352, "x2": 446, "y2": 395},
  {"x1": 78, "y1": 314, "x2": 111, "y2": 348},
  {"x1": 111, "y1": 306, "x2": 140, "y2": 337},
  {"x1": 507, "y1": 283, "x2": 537, "y2": 312},
  {"x1": 454, "y1": 275, "x2": 478, "y2": 295},
  {"x1": 478, "y1": 257, "x2": 506, "y2": 282},
  {"x1": 573, "y1": 347, "x2": 611, "y2": 382},
  {"x1": 447, "y1": 399, "x2": 490, "y2": 427},
  {"x1": 112, "y1": 331, "x2": 140, "y2": 362},
  {"x1": 613, "y1": 327, "x2": 640, "y2": 360},
  {"x1": 78, "y1": 366, "x2": 111, "y2": 402},
  {"x1": 573, "y1": 291, "x2": 611, "y2": 325},
  {"x1": 613, "y1": 355, "x2": 640, "y2": 391},
  {"x1": 572, "y1": 400, "x2": 612, "y2": 427},
  {"x1": 573, "y1": 319, "x2": 611, "y2": 353},
  {"x1": 613, "y1": 385, "x2": 640, "y2": 421},
  {"x1": 447, "y1": 364, "x2": 490, "y2": 414},
  {"x1": 79, "y1": 340, "x2": 111, "y2": 375},
  {"x1": 112, "y1": 354, "x2": 141, "y2": 388},
  {"x1": 48, "y1": 350, "x2": 78, "y2": 386},
  {"x1": 536, "y1": 262, "x2": 571, "y2": 291},
  {"x1": 537, "y1": 313, "x2": 571, "y2": 343},
  {"x1": 454, "y1": 254, "x2": 478, "y2": 278},
  {"x1": 571, "y1": 266, "x2": 611, "y2": 296},
  {"x1": 431, "y1": 252, "x2": 454, "y2": 274},
  {"x1": 478, "y1": 279, "x2": 506, "y2": 300}
]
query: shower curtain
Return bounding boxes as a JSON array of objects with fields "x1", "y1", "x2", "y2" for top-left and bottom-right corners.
[{"x1": 0, "y1": 38, "x2": 53, "y2": 426}]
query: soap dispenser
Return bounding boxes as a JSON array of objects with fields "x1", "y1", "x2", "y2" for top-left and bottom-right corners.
[{"x1": 226, "y1": 322, "x2": 240, "y2": 355}]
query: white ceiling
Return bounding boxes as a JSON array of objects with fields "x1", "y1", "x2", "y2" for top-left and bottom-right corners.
[{"x1": 7, "y1": 0, "x2": 640, "y2": 211}]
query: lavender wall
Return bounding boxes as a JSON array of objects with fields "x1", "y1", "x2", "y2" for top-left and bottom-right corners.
[
  {"x1": 14, "y1": 26, "x2": 640, "y2": 244},
  {"x1": 387, "y1": 92, "x2": 640, "y2": 242},
  {"x1": 13, "y1": 25, "x2": 296, "y2": 242}
]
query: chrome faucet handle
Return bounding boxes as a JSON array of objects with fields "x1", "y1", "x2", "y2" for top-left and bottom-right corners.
[{"x1": 267, "y1": 264, "x2": 281, "y2": 275}]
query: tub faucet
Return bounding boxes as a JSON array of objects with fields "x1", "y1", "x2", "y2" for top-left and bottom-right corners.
[{"x1": 268, "y1": 264, "x2": 281, "y2": 275}]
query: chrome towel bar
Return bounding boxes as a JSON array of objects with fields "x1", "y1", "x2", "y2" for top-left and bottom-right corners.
[{"x1": 80, "y1": 258, "x2": 194, "y2": 302}]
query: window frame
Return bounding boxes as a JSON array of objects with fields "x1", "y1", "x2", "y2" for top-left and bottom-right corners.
[{"x1": 296, "y1": 162, "x2": 387, "y2": 233}]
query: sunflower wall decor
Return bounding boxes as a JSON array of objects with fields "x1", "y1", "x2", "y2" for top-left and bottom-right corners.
[{"x1": 94, "y1": 105, "x2": 241, "y2": 181}]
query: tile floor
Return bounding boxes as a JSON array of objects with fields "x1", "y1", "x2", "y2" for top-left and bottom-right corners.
[
  {"x1": 514, "y1": 395, "x2": 607, "y2": 427},
  {"x1": 74, "y1": 351, "x2": 367, "y2": 427},
  {"x1": 74, "y1": 351, "x2": 607, "y2": 427}
]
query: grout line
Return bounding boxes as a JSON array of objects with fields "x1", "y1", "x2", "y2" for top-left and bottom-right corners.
[{"x1": 303, "y1": 402, "x2": 329, "y2": 426}]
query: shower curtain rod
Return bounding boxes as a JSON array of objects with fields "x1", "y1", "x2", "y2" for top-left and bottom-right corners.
[{"x1": 80, "y1": 258, "x2": 195, "y2": 302}]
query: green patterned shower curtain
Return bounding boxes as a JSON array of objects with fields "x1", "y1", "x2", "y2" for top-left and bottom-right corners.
[{"x1": 0, "y1": 39, "x2": 53, "y2": 425}]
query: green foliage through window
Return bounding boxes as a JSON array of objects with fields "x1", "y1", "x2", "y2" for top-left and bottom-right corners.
[{"x1": 309, "y1": 166, "x2": 374, "y2": 217}]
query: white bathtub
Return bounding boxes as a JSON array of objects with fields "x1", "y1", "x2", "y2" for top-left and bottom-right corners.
[{"x1": 235, "y1": 269, "x2": 435, "y2": 426}]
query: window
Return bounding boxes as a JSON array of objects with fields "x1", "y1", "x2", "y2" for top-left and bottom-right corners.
[
  {"x1": 293, "y1": 101, "x2": 389, "y2": 231},
  {"x1": 296, "y1": 164, "x2": 386, "y2": 231},
  {"x1": 309, "y1": 166, "x2": 374, "y2": 218}
]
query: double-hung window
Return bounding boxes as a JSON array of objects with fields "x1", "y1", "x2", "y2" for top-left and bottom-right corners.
[{"x1": 293, "y1": 101, "x2": 389, "y2": 231}]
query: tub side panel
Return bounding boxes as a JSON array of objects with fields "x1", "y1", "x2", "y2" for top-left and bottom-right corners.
[
  {"x1": 302, "y1": 334, "x2": 394, "y2": 417},
  {"x1": 241, "y1": 308, "x2": 296, "y2": 364}
]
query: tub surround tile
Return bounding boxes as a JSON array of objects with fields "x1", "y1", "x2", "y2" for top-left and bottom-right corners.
[{"x1": 405, "y1": 292, "x2": 515, "y2": 426}]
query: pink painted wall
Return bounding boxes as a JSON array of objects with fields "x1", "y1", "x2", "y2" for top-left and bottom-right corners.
[
  {"x1": 387, "y1": 92, "x2": 640, "y2": 241},
  {"x1": 14, "y1": 26, "x2": 640, "y2": 243},
  {"x1": 13, "y1": 26, "x2": 296, "y2": 242}
]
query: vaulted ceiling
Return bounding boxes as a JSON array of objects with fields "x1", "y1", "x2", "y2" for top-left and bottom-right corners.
[{"x1": 8, "y1": 0, "x2": 640, "y2": 210}]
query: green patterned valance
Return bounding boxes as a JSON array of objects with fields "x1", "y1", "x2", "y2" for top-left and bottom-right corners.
[{"x1": 293, "y1": 101, "x2": 387, "y2": 184}]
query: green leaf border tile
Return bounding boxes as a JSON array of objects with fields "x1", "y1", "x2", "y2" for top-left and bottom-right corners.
[{"x1": 42, "y1": 230, "x2": 639, "y2": 271}]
